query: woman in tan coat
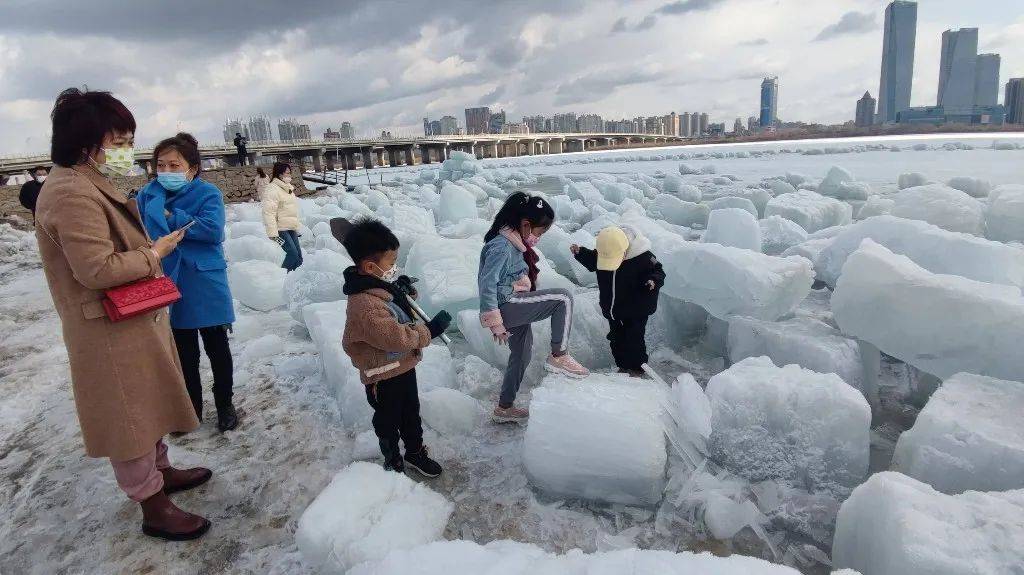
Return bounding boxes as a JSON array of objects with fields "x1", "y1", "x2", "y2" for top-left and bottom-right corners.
[
  {"x1": 34, "y1": 88, "x2": 213, "y2": 541},
  {"x1": 261, "y1": 161, "x2": 303, "y2": 271}
]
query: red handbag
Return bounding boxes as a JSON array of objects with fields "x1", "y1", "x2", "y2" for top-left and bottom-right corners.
[{"x1": 102, "y1": 276, "x2": 182, "y2": 322}]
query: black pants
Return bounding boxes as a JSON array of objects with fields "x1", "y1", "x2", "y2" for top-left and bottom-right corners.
[
  {"x1": 236, "y1": 151, "x2": 247, "y2": 166},
  {"x1": 173, "y1": 326, "x2": 234, "y2": 419},
  {"x1": 364, "y1": 369, "x2": 423, "y2": 454},
  {"x1": 608, "y1": 316, "x2": 649, "y2": 371}
]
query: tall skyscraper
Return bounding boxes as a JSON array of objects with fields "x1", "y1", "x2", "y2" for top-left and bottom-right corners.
[
  {"x1": 877, "y1": 1, "x2": 917, "y2": 123},
  {"x1": 974, "y1": 53, "x2": 1001, "y2": 107},
  {"x1": 690, "y1": 113, "x2": 700, "y2": 136},
  {"x1": 340, "y1": 122, "x2": 354, "y2": 139},
  {"x1": 760, "y1": 77, "x2": 778, "y2": 127},
  {"x1": 489, "y1": 110, "x2": 507, "y2": 134},
  {"x1": 223, "y1": 119, "x2": 245, "y2": 142},
  {"x1": 747, "y1": 116, "x2": 758, "y2": 131},
  {"x1": 464, "y1": 107, "x2": 491, "y2": 135},
  {"x1": 937, "y1": 28, "x2": 979, "y2": 114},
  {"x1": 699, "y1": 112, "x2": 709, "y2": 135},
  {"x1": 578, "y1": 114, "x2": 604, "y2": 133},
  {"x1": 423, "y1": 117, "x2": 431, "y2": 136},
  {"x1": 247, "y1": 115, "x2": 272, "y2": 142},
  {"x1": 856, "y1": 92, "x2": 877, "y2": 127},
  {"x1": 438, "y1": 116, "x2": 459, "y2": 135},
  {"x1": 733, "y1": 118, "x2": 744, "y2": 133},
  {"x1": 1006, "y1": 78, "x2": 1024, "y2": 124},
  {"x1": 681, "y1": 112, "x2": 692, "y2": 136},
  {"x1": 553, "y1": 112, "x2": 578, "y2": 133}
]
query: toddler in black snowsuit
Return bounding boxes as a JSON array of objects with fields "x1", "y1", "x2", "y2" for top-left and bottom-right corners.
[{"x1": 571, "y1": 225, "x2": 665, "y2": 376}]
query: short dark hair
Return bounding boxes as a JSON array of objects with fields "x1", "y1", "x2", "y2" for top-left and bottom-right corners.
[
  {"x1": 50, "y1": 88, "x2": 136, "y2": 167},
  {"x1": 342, "y1": 218, "x2": 399, "y2": 265},
  {"x1": 153, "y1": 132, "x2": 201, "y2": 172},
  {"x1": 32, "y1": 165, "x2": 48, "y2": 174},
  {"x1": 271, "y1": 161, "x2": 291, "y2": 181}
]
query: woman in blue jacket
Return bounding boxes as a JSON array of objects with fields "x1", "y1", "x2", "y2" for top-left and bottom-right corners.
[{"x1": 137, "y1": 133, "x2": 239, "y2": 432}]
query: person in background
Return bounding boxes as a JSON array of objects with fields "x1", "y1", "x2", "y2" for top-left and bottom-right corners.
[
  {"x1": 261, "y1": 161, "x2": 303, "y2": 271},
  {"x1": 253, "y1": 167, "x2": 270, "y2": 201},
  {"x1": 233, "y1": 132, "x2": 247, "y2": 166},
  {"x1": 477, "y1": 192, "x2": 589, "y2": 424},
  {"x1": 341, "y1": 218, "x2": 450, "y2": 476},
  {"x1": 35, "y1": 88, "x2": 211, "y2": 541},
  {"x1": 571, "y1": 225, "x2": 665, "y2": 377},
  {"x1": 137, "y1": 133, "x2": 239, "y2": 432},
  {"x1": 19, "y1": 166, "x2": 49, "y2": 219}
]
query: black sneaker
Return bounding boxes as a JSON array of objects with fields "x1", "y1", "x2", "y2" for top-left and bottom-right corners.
[
  {"x1": 216, "y1": 404, "x2": 239, "y2": 432},
  {"x1": 404, "y1": 446, "x2": 443, "y2": 478},
  {"x1": 379, "y1": 439, "x2": 405, "y2": 473}
]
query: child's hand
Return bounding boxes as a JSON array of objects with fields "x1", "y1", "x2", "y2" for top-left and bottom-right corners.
[
  {"x1": 647, "y1": 280, "x2": 656, "y2": 290},
  {"x1": 569, "y1": 244, "x2": 580, "y2": 255},
  {"x1": 493, "y1": 331, "x2": 510, "y2": 345}
]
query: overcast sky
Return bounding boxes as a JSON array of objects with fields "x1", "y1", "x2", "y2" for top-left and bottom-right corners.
[{"x1": 0, "y1": 0, "x2": 1021, "y2": 155}]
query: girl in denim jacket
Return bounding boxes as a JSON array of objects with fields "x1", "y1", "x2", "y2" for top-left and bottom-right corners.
[{"x1": 477, "y1": 192, "x2": 589, "y2": 423}]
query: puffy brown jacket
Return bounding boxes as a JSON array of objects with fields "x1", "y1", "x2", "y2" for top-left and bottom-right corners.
[{"x1": 343, "y1": 287, "x2": 431, "y2": 385}]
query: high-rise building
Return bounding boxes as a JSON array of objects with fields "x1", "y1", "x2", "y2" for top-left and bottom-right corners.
[
  {"x1": 660, "y1": 112, "x2": 679, "y2": 136},
  {"x1": 465, "y1": 106, "x2": 491, "y2": 135},
  {"x1": 423, "y1": 117, "x2": 431, "y2": 136},
  {"x1": 856, "y1": 92, "x2": 877, "y2": 127},
  {"x1": 681, "y1": 112, "x2": 692, "y2": 137},
  {"x1": 502, "y1": 122, "x2": 530, "y2": 134},
  {"x1": 489, "y1": 110, "x2": 507, "y2": 134},
  {"x1": 974, "y1": 53, "x2": 1001, "y2": 107},
  {"x1": 937, "y1": 28, "x2": 979, "y2": 114},
  {"x1": 523, "y1": 115, "x2": 547, "y2": 133},
  {"x1": 247, "y1": 115, "x2": 273, "y2": 142},
  {"x1": 760, "y1": 77, "x2": 778, "y2": 127},
  {"x1": 340, "y1": 122, "x2": 354, "y2": 139},
  {"x1": 733, "y1": 118, "x2": 744, "y2": 134},
  {"x1": 878, "y1": 1, "x2": 917, "y2": 123},
  {"x1": 690, "y1": 113, "x2": 700, "y2": 136},
  {"x1": 747, "y1": 116, "x2": 758, "y2": 131},
  {"x1": 438, "y1": 116, "x2": 459, "y2": 135},
  {"x1": 278, "y1": 118, "x2": 310, "y2": 141},
  {"x1": 223, "y1": 119, "x2": 246, "y2": 142},
  {"x1": 1006, "y1": 78, "x2": 1024, "y2": 124},
  {"x1": 553, "y1": 112, "x2": 578, "y2": 133},
  {"x1": 578, "y1": 113, "x2": 604, "y2": 133},
  {"x1": 699, "y1": 112, "x2": 709, "y2": 135},
  {"x1": 324, "y1": 128, "x2": 340, "y2": 140}
]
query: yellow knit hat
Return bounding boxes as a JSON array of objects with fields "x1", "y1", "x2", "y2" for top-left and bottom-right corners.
[{"x1": 596, "y1": 226, "x2": 629, "y2": 271}]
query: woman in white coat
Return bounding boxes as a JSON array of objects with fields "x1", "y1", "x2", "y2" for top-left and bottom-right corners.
[{"x1": 261, "y1": 162, "x2": 303, "y2": 271}]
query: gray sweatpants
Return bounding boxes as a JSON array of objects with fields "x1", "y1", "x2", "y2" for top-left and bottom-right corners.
[{"x1": 497, "y1": 288, "x2": 574, "y2": 407}]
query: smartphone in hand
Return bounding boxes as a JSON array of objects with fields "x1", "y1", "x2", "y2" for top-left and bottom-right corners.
[{"x1": 177, "y1": 220, "x2": 197, "y2": 233}]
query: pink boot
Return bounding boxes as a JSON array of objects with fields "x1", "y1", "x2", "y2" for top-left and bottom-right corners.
[{"x1": 544, "y1": 353, "x2": 590, "y2": 378}]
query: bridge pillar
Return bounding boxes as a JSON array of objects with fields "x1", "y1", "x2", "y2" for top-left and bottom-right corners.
[
  {"x1": 404, "y1": 146, "x2": 415, "y2": 166},
  {"x1": 387, "y1": 149, "x2": 398, "y2": 167},
  {"x1": 311, "y1": 153, "x2": 324, "y2": 172},
  {"x1": 345, "y1": 152, "x2": 357, "y2": 171},
  {"x1": 549, "y1": 140, "x2": 562, "y2": 154},
  {"x1": 362, "y1": 147, "x2": 375, "y2": 169},
  {"x1": 488, "y1": 142, "x2": 499, "y2": 158},
  {"x1": 419, "y1": 146, "x2": 431, "y2": 164}
]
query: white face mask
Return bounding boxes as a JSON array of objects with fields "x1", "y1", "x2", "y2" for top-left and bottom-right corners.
[
  {"x1": 374, "y1": 262, "x2": 399, "y2": 283},
  {"x1": 35, "y1": 174, "x2": 47, "y2": 183},
  {"x1": 282, "y1": 175, "x2": 293, "y2": 184}
]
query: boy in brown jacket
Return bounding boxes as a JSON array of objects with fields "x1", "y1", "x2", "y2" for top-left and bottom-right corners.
[{"x1": 340, "y1": 219, "x2": 451, "y2": 476}]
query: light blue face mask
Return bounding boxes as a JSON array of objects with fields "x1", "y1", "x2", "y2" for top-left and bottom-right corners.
[{"x1": 156, "y1": 171, "x2": 189, "y2": 191}]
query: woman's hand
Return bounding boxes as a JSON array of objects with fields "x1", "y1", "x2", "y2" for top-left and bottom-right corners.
[
  {"x1": 152, "y1": 229, "x2": 185, "y2": 258},
  {"x1": 569, "y1": 244, "x2": 580, "y2": 255}
]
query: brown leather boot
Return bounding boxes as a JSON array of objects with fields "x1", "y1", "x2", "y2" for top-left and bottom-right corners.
[
  {"x1": 139, "y1": 491, "x2": 211, "y2": 541},
  {"x1": 161, "y1": 466, "x2": 213, "y2": 495}
]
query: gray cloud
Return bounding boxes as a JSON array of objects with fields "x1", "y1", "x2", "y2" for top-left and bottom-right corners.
[
  {"x1": 554, "y1": 68, "x2": 663, "y2": 106},
  {"x1": 611, "y1": 17, "x2": 629, "y2": 33},
  {"x1": 813, "y1": 11, "x2": 876, "y2": 42},
  {"x1": 740, "y1": 38, "x2": 769, "y2": 46},
  {"x1": 656, "y1": 0, "x2": 726, "y2": 15}
]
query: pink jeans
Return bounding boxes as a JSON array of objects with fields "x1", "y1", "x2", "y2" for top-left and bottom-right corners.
[{"x1": 109, "y1": 440, "x2": 170, "y2": 502}]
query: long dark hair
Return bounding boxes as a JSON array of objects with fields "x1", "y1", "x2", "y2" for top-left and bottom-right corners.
[
  {"x1": 484, "y1": 192, "x2": 555, "y2": 242},
  {"x1": 153, "y1": 132, "x2": 200, "y2": 174},
  {"x1": 271, "y1": 161, "x2": 291, "y2": 181}
]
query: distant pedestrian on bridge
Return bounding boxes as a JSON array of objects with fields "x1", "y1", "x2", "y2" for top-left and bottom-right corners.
[
  {"x1": 35, "y1": 88, "x2": 212, "y2": 541},
  {"x1": 233, "y1": 132, "x2": 247, "y2": 166},
  {"x1": 18, "y1": 165, "x2": 49, "y2": 220}
]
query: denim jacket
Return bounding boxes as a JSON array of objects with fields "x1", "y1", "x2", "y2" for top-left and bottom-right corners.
[{"x1": 477, "y1": 233, "x2": 529, "y2": 313}]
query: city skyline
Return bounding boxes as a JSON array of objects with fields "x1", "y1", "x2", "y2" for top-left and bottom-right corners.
[{"x1": 0, "y1": 0, "x2": 1021, "y2": 154}]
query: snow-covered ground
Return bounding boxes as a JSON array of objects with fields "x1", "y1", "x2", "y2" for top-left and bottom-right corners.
[{"x1": 1, "y1": 133, "x2": 1022, "y2": 574}]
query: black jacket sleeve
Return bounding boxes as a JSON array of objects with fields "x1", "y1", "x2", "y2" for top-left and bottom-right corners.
[
  {"x1": 645, "y1": 254, "x2": 666, "y2": 289},
  {"x1": 574, "y1": 247, "x2": 598, "y2": 272},
  {"x1": 19, "y1": 182, "x2": 39, "y2": 213}
]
